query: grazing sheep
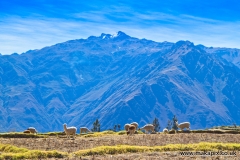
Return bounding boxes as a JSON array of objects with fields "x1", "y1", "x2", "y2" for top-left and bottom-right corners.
[
  {"x1": 176, "y1": 121, "x2": 190, "y2": 131},
  {"x1": 140, "y1": 124, "x2": 155, "y2": 134},
  {"x1": 124, "y1": 124, "x2": 131, "y2": 131},
  {"x1": 27, "y1": 127, "x2": 38, "y2": 134},
  {"x1": 63, "y1": 123, "x2": 77, "y2": 139},
  {"x1": 23, "y1": 130, "x2": 31, "y2": 134},
  {"x1": 80, "y1": 127, "x2": 91, "y2": 134},
  {"x1": 163, "y1": 128, "x2": 169, "y2": 134},
  {"x1": 127, "y1": 125, "x2": 136, "y2": 136},
  {"x1": 130, "y1": 122, "x2": 139, "y2": 130}
]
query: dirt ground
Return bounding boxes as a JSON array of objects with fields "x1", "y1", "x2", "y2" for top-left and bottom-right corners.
[{"x1": 1, "y1": 133, "x2": 240, "y2": 159}]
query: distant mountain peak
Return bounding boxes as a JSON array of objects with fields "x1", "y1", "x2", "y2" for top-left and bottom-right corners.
[
  {"x1": 117, "y1": 31, "x2": 127, "y2": 36},
  {"x1": 175, "y1": 40, "x2": 194, "y2": 47},
  {"x1": 98, "y1": 31, "x2": 130, "y2": 40},
  {"x1": 171, "y1": 40, "x2": 195, "y2": 51},
  {"x1": 110, "y1": 31, "x2": 130, "y2": 39},
  {"x1": 100, "y1": 33, "x2": 112, "y2": 39}
]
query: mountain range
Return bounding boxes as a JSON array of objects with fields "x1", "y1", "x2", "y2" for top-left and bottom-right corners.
[{"x1": 1, "y1": 31, "x2": 240, "y2": 132}]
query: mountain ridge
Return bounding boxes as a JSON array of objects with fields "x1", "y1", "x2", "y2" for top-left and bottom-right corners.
[{"x1": 1, "y1": 31, "x2": 240, "y2": 132}]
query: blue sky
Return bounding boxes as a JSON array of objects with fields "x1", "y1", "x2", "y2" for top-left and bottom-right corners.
[{"x1": 0, "y1": 0, "x2": 240, "y2": 55}]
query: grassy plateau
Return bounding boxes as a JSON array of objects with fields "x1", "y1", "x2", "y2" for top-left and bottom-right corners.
[{"x1": 0, "y1": 128, "x2": 240, "y2": 159}]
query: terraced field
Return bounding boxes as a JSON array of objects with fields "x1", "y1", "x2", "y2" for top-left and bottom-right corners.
[{"x1": 0, "y1": 131, "x2": 240, "y2": 159}]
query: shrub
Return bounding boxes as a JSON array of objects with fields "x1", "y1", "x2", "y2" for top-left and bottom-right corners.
[{"x1": 152, "y1": 118, "x2": 160, "y2": 132}]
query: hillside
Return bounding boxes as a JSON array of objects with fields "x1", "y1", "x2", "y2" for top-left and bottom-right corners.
[{"x1": 1, "y1": 31, "x2": 240, "y2": 132}]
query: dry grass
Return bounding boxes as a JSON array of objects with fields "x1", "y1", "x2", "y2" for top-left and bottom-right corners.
[
  {"x1": 0, "y1": 143, "x2": 67, "y2": 159},
  {"x1": 1, "y1": 131, "x2": 240, "y2": 159},
  {"x1": 73, "y1": 143, "x2": 240, "y2": 156},
  {"x1": 2, "y1": 133, "x2": 240, "y2": 152}
]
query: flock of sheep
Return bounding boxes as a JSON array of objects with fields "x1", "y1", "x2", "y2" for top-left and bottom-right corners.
[
  {"x1": 63, "y1": 124, "x2": 92, "y2": 139},
  {"x1": 23, "y1": 121, "x2": 190, "y2": 139},
  {"x1": 124, "y1": 122, "x2": 155, "y2": 135},
  {"x1": 124, "y1": 121, "x2": 190, "y2": 135}
]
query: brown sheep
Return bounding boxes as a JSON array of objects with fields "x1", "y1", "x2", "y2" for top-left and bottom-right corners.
[
  {"x1": 80, "y1": 127, "x2": 91, "y2": 134},
  {"x1": 23, "y1": 130, "x2": 31, "y2": 134},
  {"x1": 127, "y1": 125, "x2": 136, "y2": 136},
  {"x1": 130, "y1": 122, "x2": 139, "y2": 130},
  {"x1": 124, "y1": 123, "x2": 131, "y2": 131},
  {"x1": 27, "y1": 127, "x2": 38, "y2": 134}
]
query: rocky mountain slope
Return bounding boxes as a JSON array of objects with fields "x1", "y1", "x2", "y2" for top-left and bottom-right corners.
[{"x1": 1, "y1": 31, "x2": 240, "y2": 132}]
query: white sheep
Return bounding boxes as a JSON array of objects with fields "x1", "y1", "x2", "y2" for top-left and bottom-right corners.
[
  {"x1": 127, "y1": 125, "x2": 136, "y2": 136},
  {"x1": 176, "y1": 121, "x2": 190, "y2": 131},
  {"x1": 27, "y1": 127, "x2": 38, "y2": 134},
  {"x1": 80, "y1": 127, "x2": 91, "y2": 134},
  {"x1": 63, "y1": 123, "x2": 77, "y2": 139},
  {"x1": 163, "y1": 128, "x2": 169, "y2": 134},
  {"x1": 130, "y1": 122, "x2": 139, "y2": 130},
  {"x1": 140, "y1": 124, "x2": 155, "y2": 134},
  {"x1": 124, "y1": 123, "x2": 131, "y2": 131}
]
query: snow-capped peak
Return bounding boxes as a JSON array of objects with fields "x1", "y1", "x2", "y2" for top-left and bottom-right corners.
[
  {"x1": 100, "y1": 33, "x2": 111, "y2": 39},
  {"x1": 111, "y1": 31, "x2": 129, "y2": 39},
  {"x1": 111, "y1": 32, "x2": 118, "y2": 38}
]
